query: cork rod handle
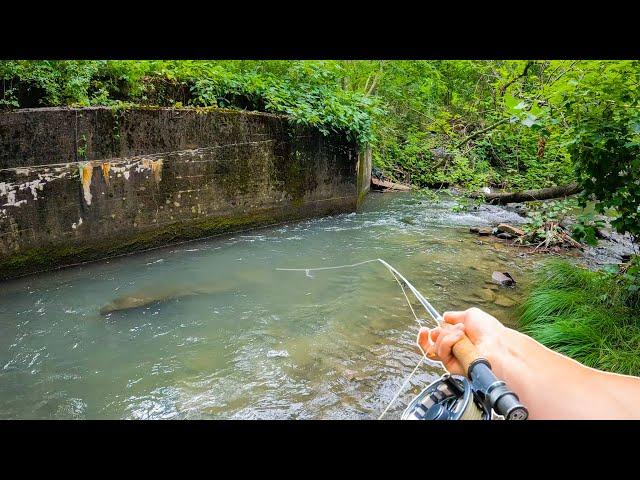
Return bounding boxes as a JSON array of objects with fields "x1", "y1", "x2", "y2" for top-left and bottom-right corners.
[{"x1": 451, "y1": 335, "x2": 481, "y2": 377}]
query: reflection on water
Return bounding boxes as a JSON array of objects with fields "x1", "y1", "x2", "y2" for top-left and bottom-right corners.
[{"x1": 0, "y1": 192, "x2": 539, "y2": 419}]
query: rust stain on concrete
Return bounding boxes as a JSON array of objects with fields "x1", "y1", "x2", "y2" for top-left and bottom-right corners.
[
  {"x1": 101, "y1": 162, "x2": 111, "y2": 185},
  {"x1": 141, "y1": 158, "x2": 163, "y2": 183},
  {"x1": 79, "y1": 161, "x2": 93, "y2": 206}
]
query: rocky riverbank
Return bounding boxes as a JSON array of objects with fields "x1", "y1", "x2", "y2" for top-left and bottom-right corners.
[{"x1": 466, "y1": 200, "x2": 636, "y2": 270}]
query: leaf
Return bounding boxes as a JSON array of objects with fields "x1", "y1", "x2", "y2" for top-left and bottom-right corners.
[
  {"x1": 529, "y1": 103, "x2": 543, "y2": 116},
  {"x1": 504, "y1": 94, "x2": 518, "y2": 110}
]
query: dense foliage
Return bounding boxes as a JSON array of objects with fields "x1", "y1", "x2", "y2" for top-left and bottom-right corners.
[
  {"x1": 0, "y1": 61, "x2": 380, "y2": 144},
  {"x1": 520, "y1": 260, "x2": 640, "y2": 376},
  {"x1": 556, "y1": 62, "x2": 640, "y2": 237}
]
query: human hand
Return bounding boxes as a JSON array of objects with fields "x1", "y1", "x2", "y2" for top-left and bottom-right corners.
[{"x1": 417, "y1": 307, "x2": 509, "y2": 378}]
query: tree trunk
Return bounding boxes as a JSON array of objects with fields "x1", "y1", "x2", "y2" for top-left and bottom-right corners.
[{"x1": 470, "y1": 182, "x2": 581, "y2": 204}]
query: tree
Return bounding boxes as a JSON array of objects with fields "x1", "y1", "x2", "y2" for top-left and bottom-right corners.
[{"x1": 557, "y1": 61, "x2": 640, "y2": 237}]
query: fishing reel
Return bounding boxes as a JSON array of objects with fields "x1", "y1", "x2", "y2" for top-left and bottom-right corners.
[
  {"x1": 402, "y1": 374, "x2": 491, "y2": 420},
  {"x1": 401, "y1": 359, "x2": 529, "y2": 421}
]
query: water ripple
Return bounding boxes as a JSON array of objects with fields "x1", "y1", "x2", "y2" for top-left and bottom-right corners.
[{"x1": 0, "y1": 191, "x2": 540, "y2": 419}]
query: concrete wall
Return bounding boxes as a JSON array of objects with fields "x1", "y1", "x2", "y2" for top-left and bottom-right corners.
[
  {"x1": 357, "y1": 145, "x2": 372, "y2": 208},
  {"x1": 0, "y1": 107, "x2": 368, "y2": 280}
]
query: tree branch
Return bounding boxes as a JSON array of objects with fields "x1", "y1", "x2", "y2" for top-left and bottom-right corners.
[
  {"x1": 455, "y1": 117, "x2": 510, "y2": 148},
  {"x1": 364, "y1": 61, "x2": 384, "y2": 97},
  {"x1": 499, "y1": 61, "x2": 534, "y2": 97}
]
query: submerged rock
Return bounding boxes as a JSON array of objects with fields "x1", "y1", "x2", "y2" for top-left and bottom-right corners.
[
  {"x1": 99, "y1": 283, "x2": 235, "y2": 315},
  {"x1": 485, "y1": 282, "x2": 499, "y2": 291},
  {"x1": 496, "y1": 232, "x2": 513, "y2": 240},
  {"x1": 504, "y1": 203, "x2": 528, "y2": 216},
  {"x1": 100, "y1": 294, "x2": 151, "y2": 315},
  {"x1": 343, "y1": 369, "x2": 359, "y2": 381},
  {"x1": 494, "y1": 295, "x2": 517, "y2": 307},
  {"x1": 478, "y1": 288, "x2": 496, "y2": 302},
  {"x1": 266, "y1": 350, "x2": 290, "y2": 359}
]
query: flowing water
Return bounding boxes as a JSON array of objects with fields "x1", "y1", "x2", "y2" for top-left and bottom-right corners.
[{"x1": 0, "y1": 192, "x2": 543, "y2": 419}]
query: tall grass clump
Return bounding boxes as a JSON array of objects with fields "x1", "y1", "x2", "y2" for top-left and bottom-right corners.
[{"x1": 519, "y1": 260, "x2": 640, "y2": 376}]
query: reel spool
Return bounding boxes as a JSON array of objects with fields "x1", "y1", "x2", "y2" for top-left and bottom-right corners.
[{"x1": 401, "y1": 373, "x2": 491, "y2": 420}]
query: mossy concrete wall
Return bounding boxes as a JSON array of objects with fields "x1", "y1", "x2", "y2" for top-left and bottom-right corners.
[
  {"x1": 357, "y1": 145, "x2": 372, "y2": 208},
  {"x1": 0, "y1": 107, "x2": 367, "y2": 279}
]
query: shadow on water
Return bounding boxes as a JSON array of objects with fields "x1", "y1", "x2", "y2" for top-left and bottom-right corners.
[{"x1": 0, "y1": 191, "x2": 544, "y2": 419}]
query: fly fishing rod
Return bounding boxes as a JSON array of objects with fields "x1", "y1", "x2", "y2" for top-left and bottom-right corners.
[{"x1": 277, "y1": 258, "x2": 528, "y2": 420}]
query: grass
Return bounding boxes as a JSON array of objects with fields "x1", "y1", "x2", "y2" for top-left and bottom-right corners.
[{"x1": 519, "y1": 260, "x2": 640, "y2": 376}]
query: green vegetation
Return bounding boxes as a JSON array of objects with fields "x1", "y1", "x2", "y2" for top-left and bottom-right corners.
[
  {"x1": 0, "y1": 60, "x2": 379, "y2": 144},
  {"x1": 559, "y1": 63, "x2": 640, "y2": 238},
  {"x1": 513, "y1": 198, "x2": 604, "y2": 248},
  {"x1": 520, "y1": 260, "x2": 640, "y2": 376}
]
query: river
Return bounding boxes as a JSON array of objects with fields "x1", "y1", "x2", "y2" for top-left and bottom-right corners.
[{"x1": 0, "y1": 191, "x2": 543, "y2": 419}]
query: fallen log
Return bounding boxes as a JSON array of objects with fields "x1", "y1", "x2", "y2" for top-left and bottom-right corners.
[
  {"x1": 470, "y1": 182, "x2": 581, "y2": 205},
  {"x1": 371, "y1": 177, "x2": 412, "y2": 191},
  {"x1": 497, "y1": 223, "x2": 525, "y2": 237},
  {"x1": 560, "y1": 231, "x2": 585, "y2": 250}
]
